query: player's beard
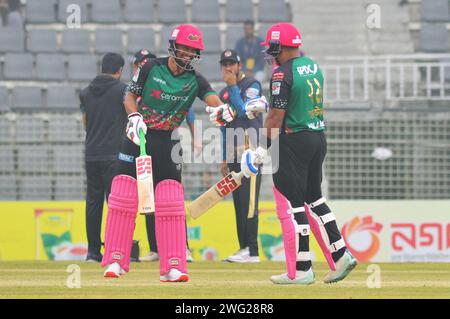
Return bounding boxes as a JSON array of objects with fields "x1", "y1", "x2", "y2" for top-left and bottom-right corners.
[{"x1": 169, "y1": 48, "x2": 200, "y2": 71}]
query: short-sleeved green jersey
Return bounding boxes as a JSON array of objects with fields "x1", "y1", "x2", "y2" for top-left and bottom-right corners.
[
  {"x1": 128, "y1": 57, "x2": 216, "y2": 131},
  {"x1": 270, "y1": 56, "x2": 325, "y2": 134}
]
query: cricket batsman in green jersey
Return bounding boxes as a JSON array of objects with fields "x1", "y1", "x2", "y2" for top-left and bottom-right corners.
[
  {"x1": 101, "y1": 24, "x2": 236, "y2": 282},
  {"x1": 240, "y1": 23, "x2": 357, "y2": 285}
]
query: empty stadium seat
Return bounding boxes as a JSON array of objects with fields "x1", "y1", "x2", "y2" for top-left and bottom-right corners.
[
  {"x1": 421, "y1": 0, "x2": 450, "y2": 22},
  {"x1": 27, "y1": 29, "x2": 58, "y2": 53},
  {"x1": 127, "y1": 28, "x2": 156, "y2": 54},
  {"x1": 15, "y1": 115, "x2": 45, "y2": 142},
  {"x1": 225, "y1": 25, "x2": 244, "y2": 49},
  {"x1": 4, "y1": 53, "x2": 33, "y2": 80},
  {"x1": 47, "y1": 86, "x2": 78, "y2": 110},
  {"x1": 159, "y1": 25, "x2": 177, "y2": 53},
  {"x1": 0, "y1": 87, "x2": 9, "y2": 113},
  {"x1": 225, "y1": 0, "x2": 253, "y2": 22},
  {"x1": 124, "y1": 0, "x2": 155, "y2": 23},
  {"x1": 191, "y1": 0, "x2": 220, "y2": 23},
  {"x1": 196, "y1": 54, "x2": 222, "y2": 82},
  {"x1": 0, "y1": 146, "x2": 14, "y2": 173},
  {"x1": 0, "y1": 175, "x2": 17, "y2": 200},
  {"x1": 258, "y1": 0, "x2": 290, "y2": 22},
  {"x1": 12, "y1": 87, "x2": 43, "y2": 110},
  {"x1": 48, "y1": 115, "x2": 81, "y2": 142},
  {"x1": 58, "y1": 0, "x2": 89, "y2": 23},
  {"x1": 26, "y1": 0, "x2": 56, "y2": 23},
  {"x1": 54, "y1": 176, "x2": 85, "y2": 200},
  {"x1": 68, "y1": 54, "x2": 98, "y2": 81},
  {"x1": 201, "y1": 26, "x2": 222, "y2": 53},
  {"x1": 18, "y1": 176, "x2": 52, "y2": 200},
  {"x1": 158, "y1": 0, "x2": 187, "y2": 24},
  {"x1": 62, "y1": 29, "x2": 91, "y2": 53},
  {"x1": 0, "y1": 28, "x2": 25, "y2": 52},
  {"x1": 420, "y1": 23, "x2": 450, "y2": 53},
  {"x1": 91, "y1": 0, "x2": 123, "y2": 23},
  {"x1": 121, "y1": 57, "x2": 134, "y2": 80},
  {"x1": 36, "y1": 54, "x2": 66, "y2": 81},
  {"x1": 95, "y1": 29, "x2": 124, "y2": 54},
  {"x1": 17, "y1": 145, "x2": 50, "y2": 173},
  {"x1": 53, "y1": 145, "x2": 84, "y2": 173}
]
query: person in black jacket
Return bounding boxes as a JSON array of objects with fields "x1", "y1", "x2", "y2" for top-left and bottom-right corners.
[{"x1": 80, "y1": 53, "x2": 127, "y2": 262}]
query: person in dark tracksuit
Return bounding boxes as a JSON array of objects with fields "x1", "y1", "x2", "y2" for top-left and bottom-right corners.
[
  {"x1": 218, "y1": 49, "x2": 263, "y2": 263},
  {"x1": 80, "y1": 53, "x2": 127, "y2": 262}
]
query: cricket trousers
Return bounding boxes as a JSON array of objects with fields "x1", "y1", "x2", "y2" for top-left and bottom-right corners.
[
  {"x1": 85, "y1": 160, "x2": 117, "y2": 255},
  {"x1": 228, "y1": 162, "x2": 262, "y2": 257}
]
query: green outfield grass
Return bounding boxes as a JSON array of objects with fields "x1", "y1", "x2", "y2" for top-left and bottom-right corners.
[{"x1": 0, "y1": 261, "x2": 449, "y2": 299}]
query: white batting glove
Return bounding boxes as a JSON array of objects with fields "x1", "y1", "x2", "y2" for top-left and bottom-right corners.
[
  {"x1": 126, "y1": 112, "x2": 147, "y2": 146},
  {"x1": 244, "y1": 96, "x2": 268, "y2": 119},
  {"x1": 205, "y1": 104, "x2": 236, "y2": 126},
  {"x1": 240, "y1": 146, "x2": 267, "y2": 178}
]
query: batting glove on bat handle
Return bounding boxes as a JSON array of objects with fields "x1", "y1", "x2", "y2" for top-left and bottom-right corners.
[
  {"x1": 126, "y1": 112, "x2": 147, "y2": 146},
  {"x1": 240, "y1": 147, "x2": 267, "y2": 178}
]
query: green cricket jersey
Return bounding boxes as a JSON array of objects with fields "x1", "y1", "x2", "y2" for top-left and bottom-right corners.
[
  {"x1": 270, "y1": 56, "x2": 325, "y2": 134},
  {"x1": 128, "y1": 57, "x2": 216, "y2": 131}
]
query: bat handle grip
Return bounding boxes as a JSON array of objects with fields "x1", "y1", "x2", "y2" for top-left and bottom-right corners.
[{"x1": 139, "y1": 129, "x2": 146, "y2": 156}]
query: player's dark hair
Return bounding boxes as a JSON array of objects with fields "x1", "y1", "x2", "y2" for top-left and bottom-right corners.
[
  {"x1": 101, "y1": 53, "x2": 125, "y2": 74},
  {"x1": 244, "y1": 20, "x2": 254, "y2": 27}
]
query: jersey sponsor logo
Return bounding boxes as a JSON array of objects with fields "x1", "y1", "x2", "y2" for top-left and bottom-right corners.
[
  {"x1": 152, "y1": 76, "x2": 167, "y2": 85},
  {"x1": 272, "y1": 72, "x2": 285, "y2": 81},
  {"x1": 307, "y1": 120, "x2": 325, "y2": 130},
  {"x1": 161, "y1": 92, "x2": 189, "y2": 102},
  {"x1": 271, "y1": 31, "x2": 280, "y2": 40},
  {"x1": 118, "y1": 152, "x2": 134, "y2": 163},
  {"x1": 271, "y1": 81, "x2": 281, "y2": 95},
  {"x1": 297, "y1": 64, "x2": 318, "y2": 76},
  {"x1": 150, "y1": 88, "x2": 162, "y2": 99},
  {"x1": 245, "y1": 87, "x2": 259, "y2": 100}
]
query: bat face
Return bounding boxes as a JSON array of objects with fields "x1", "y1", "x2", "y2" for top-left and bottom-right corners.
[
  {"x1": 136, "y1": 155, "x2": 155, "y2": 214},
  {"x1": 188, "y1": 171, "x2": 244, "y2": 219},
  {"x1": 215, "y1": 173, "x2": 240, "y2": 196}
]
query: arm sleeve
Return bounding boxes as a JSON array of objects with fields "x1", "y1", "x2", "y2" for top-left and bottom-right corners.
[
  {"x1": 186, "y1": 109, "x2": 196, "y2": 124},
  {"x1": 270, "y1": 66, "x2": 292, "y2": 110},
  {"x1": 228, "y1": 81, "x2": 262, "y2": 118},
  {"x1": 127, "y1": 60, "x2": 152, "y2": 96},
  {"x1": 220, "y1": 125, "x2": 226, "y2": 161},
  {"x1": 196, "y1": 72, "x2": 216, "y2": 100}
]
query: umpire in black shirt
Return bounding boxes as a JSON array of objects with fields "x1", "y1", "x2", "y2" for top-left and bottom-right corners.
[{"x1": 80, "y1": 53, "x2": 127, "y2": 262}]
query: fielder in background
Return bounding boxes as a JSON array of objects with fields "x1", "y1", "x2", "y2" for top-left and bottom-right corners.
[
  {"x1": 217, "y1": 49, "x2": 263, "y2": 263},
  {"x1": 101, "y1": 24, "x2": 235, "y2": 282},
  {"x1": 240, "y1": 23, "x2": 357, "y2": 284},
  {"x1": 131, "y1": 49, "x2": 193, "y2": 263},
  {"x1": 79, "y1": 53, "x2": 128, "y2": 262}
]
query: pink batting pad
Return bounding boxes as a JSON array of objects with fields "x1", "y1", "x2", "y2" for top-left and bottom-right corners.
[
  {"x1": 155, "y1": 179, "x2": 187, "y2": 276},
  {"x1": 272, "y1": 186, "x2": 298, "y2": 280},
  {"x1": 304, "y1": 204, "x2": 336, "y2": 271},
  {"x1": 101, "y1": 175, "x2": 138, "y2": 272}
]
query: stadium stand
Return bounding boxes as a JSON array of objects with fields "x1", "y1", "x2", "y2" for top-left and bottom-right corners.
[{"x1": 0, "y1": 0, "x2": 448, "y2": 201}]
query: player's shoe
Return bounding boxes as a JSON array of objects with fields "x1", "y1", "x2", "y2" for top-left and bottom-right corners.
[
  {"x1": 323, "y1": 249, "x2": 357, "y2": 284},
  {"x1": 86, "y1": 252, "x2": 103, "y2": 263},
  {"x1": 270, "y1": 268, "x2": 315, "y2": 285},
  {"x1": 223, "y1": 247, "x2": 249, "y2": 262},
  {"x1": 160, "y1": 268, "x2": 189, "y2": 283},
  {"x1": 226, "y1": 254, "x2": 260, "y2": 263},
  {"x1": 186, "y1": 249, "x2": 193, "y2": 263},
  {"x1": 104, "y1": 262, "x2": 126, "y2": 278},
  {"x1": 139, "y1": 251, "x2": 159, "y2": 262}
]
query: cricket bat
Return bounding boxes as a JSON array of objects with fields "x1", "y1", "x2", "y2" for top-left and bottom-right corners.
[
  {"x1": 188, "y1": 171, "x2": 245, "y2": 219},
  {"x1": 136, "y1": 129, "x2": 155, "y2": 215},
  {"x1": 245, "y1": 132, "x2": 256, "y2": 219}
]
